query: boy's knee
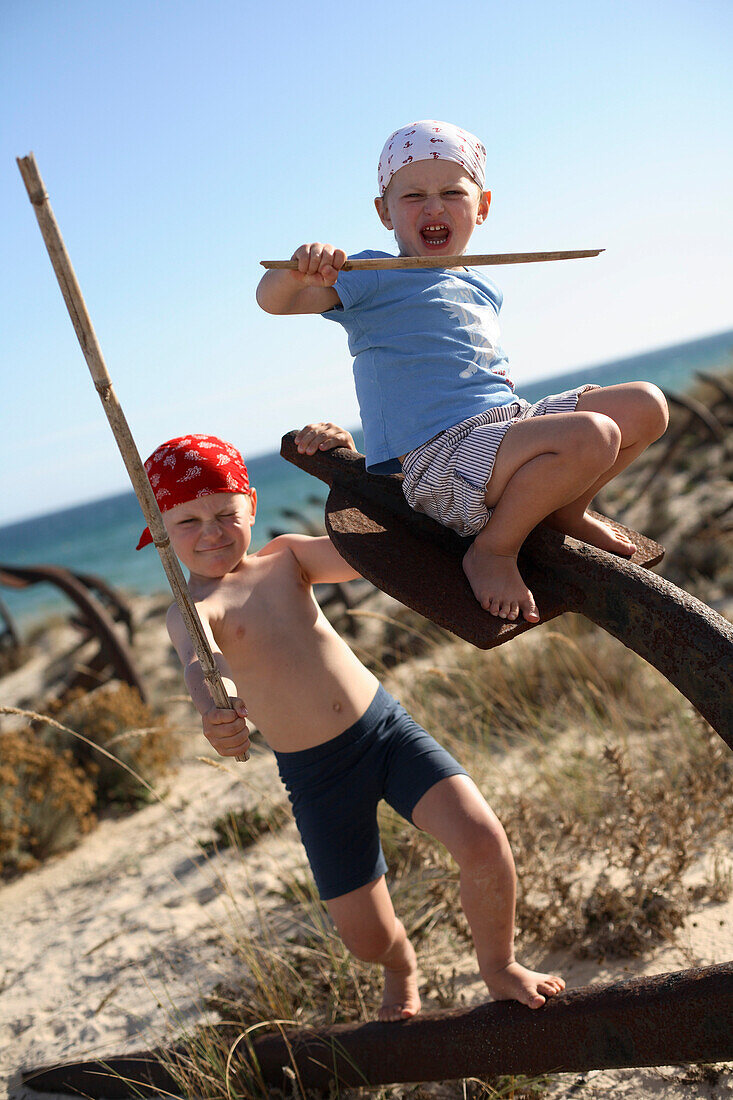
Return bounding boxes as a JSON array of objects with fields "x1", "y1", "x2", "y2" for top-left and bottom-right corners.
[
  {"x1": 636, "y1": 382, "x2": 669, "y2": 439},
  {"x1": 335, "y1": 913, "x2": 398, "y2": 963},
  {"x1": 453, "y1": 815, "x2": 511, "y2": 877},
  {"x1": 572, "y1": 412, "x2": 622, "y2": 468}
]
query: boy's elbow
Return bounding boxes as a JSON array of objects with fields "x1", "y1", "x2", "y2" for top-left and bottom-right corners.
[
  {"x1": 183, "y1": 660, "x2": 202, "y2": 689},
  {"x1": 256, "y1": 277, "x2": 295, "y2": 316},
  {"x1": 255, "y1": 284, "x2": 279, "y2": 314}
]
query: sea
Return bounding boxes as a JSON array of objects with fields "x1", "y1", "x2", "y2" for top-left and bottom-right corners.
[{"x1": 1, "y1": 328, "x2": 732, "y2": 631}]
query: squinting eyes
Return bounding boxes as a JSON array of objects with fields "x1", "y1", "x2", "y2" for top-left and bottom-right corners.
[
  {"x1": 403, "y1": 190, "x2": 466, "y2": 200},
  {"x1": 178, "y1": 513, "x2": 237, "y2": 525}
]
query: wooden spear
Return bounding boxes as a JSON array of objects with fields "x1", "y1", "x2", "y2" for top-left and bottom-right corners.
[
  {"x1": 17, "y1": 152, "x2": 248, "y2": 762},
  {"x1": 260, "y1": 248, "x2": 604, "y2": 271}
]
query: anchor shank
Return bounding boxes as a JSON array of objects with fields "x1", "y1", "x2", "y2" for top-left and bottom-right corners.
[
  {"x1": 22, "y1": 964, "x2": 733, "y2": 1095},
  {"x1": 242, "y1": 962, "x2": 733, "y2": 1090},
  {"x1": 535, "y1": 540, "x2": 733, "y2": 744}
]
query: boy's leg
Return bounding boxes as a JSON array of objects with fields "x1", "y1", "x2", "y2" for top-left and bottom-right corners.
[
  {"x1": 412, "y1": 774, "x2": 564, "y2": 1008},
  {"x1": 464, "y1": 409, "x2": 623, "y2": 620},
  {"x1": 544, "y1": 382, "x2": 668, "y2": 540},
  {"x1": 326, "y1": 877, "x2": 421, "y2": 1021},
  {"x1": 463, "y1": 382, "x2": 668, "y2": 621}
]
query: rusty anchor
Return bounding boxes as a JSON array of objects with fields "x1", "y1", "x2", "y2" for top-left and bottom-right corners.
[{"x1": 0, "y1": 563, "x2": 145, "y2": 700}]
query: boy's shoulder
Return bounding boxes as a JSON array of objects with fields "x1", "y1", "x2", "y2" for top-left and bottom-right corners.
[
  {"x1": 348, "y1": 249, "x2": 394, "y2": 260},
  {"x1": 328, "y1": 250, "x2": 395, "y2": 315},
  {"x1": 253, "y1": 532, "x2": 302, "y2": 559}
]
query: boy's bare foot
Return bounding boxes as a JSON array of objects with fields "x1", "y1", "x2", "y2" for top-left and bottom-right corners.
[
  {"x1": 546, "y1": 510, "x2": 636, "y2": 557},
  {"x1": 379, "y1": 953, "x2": 422, "y2": 1021},
  {"x1": 463, "y1": 543, "x2": 540, "y2": 623},
  {"x1": 483, "y1": 960, "x2": 565, "y2": 1009}
]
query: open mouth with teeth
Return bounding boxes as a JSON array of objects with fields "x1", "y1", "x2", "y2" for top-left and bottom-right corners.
[{"x1": 420, "y1": 223, "x2": 451, "y2": 249}]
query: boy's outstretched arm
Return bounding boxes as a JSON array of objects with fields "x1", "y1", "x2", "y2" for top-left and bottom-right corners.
[
  {"x1": 166, "y1": 604, "x2": 251, "y2": 759},
  {"x1": 259, "y1": 421, "x2": 361, "y2": 584},
  {"x1": 256, "y1": 242, "x2": 346, "y2": 315},
  {"x1": 260, "y1": 532, "x2": 362, "y2": 585}
]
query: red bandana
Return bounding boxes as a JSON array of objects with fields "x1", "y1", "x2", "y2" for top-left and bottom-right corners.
[{"x1": 136, "y1": 435, "x2": 250, "y2": 549}]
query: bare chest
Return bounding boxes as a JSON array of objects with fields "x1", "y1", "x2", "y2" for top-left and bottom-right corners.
[{"x1": 202, "y1": 557, "x2": 315, "y2": 667}]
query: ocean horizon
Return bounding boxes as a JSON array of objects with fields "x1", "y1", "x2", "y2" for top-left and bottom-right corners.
[{"x1": 1, "y1": 327, "x2": 731, "y2": 629}]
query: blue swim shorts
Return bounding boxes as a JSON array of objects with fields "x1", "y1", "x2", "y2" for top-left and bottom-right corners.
[{"x1": 273, "y1": 684, "x2": 468, "y2": 901}]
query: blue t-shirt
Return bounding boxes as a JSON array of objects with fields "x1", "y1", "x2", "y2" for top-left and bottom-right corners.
[{"x1": 323, "y1": 250, "x2": 516, "y2": 473}]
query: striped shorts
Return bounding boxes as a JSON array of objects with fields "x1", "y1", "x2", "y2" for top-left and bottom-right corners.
[{"x1": 401, "y1": 385, "x2": 598, "y2": 537}]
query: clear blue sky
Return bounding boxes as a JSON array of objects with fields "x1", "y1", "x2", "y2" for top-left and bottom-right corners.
[{"x1": 2, "y1": 0, "x2": 731, "y2": 523}]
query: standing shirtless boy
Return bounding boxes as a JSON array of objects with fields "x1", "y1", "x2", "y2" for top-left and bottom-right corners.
[
  {"x1": 257, "y1": 119, "x2": 668, "y2": 624},
  {"x1": 137, "y1": 427, "x2": 564, "y2": 1020}
]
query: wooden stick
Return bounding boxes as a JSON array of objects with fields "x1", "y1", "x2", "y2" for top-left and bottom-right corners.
[
  {"x1": 261, "y1": 248, "x2": 604, "y2": 272},
  {"x1": 16, "y1": 152, "x2": 248, "y2": 762}
]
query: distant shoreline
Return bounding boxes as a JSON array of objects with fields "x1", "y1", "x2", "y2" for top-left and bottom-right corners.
[{"x1": 2, "y1": 326, "x2": 732, "y2": 534}]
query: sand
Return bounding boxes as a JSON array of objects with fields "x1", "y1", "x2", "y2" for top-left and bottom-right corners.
[{"x1": 1, "y1": 596, "x2": 731, "y2": 1099}]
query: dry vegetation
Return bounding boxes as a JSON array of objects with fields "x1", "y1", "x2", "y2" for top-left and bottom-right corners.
[
  {"x1": 51, "y1": 681, "x2": 179, "y2": 810},
  {"x1": 0, "y1": 726, "x2": 96, "y2": 878},
  {"x1": 172, "y1": 627, "x2": 732, "y2": 1095},
  {"x1": 0, "y1": 682, "x2": 179, "y2": 878}
]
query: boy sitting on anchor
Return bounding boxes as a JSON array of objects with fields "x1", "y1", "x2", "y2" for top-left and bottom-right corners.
[
  {"x1": 257, "y1": 119, "x2": 668, "y2": 624},
  {"x1": 138, "y1": 428, "x2": 565, "y2": 1020}
]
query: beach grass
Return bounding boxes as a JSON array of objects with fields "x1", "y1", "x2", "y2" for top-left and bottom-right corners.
[{"x1": 0, "y1": 684, "x2": 180, "y2": 877}]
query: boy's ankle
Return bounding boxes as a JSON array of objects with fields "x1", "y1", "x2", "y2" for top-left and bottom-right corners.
[
  {"x1": 468, "y1": 533, "x2": 519, "y2": 560},
  {"x1": 482, "y1": 954, "x2": 516, "y2": 978}
]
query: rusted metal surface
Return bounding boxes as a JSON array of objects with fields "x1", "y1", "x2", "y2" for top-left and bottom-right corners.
[
  {"x1": 0, "y1": 592, "x2": 21, "y2": 655},
  {"x1": 246, "y1": 962, "x2": 733, "y2": 1090},
  {"x1": 22, "y1": 963, "x2": 733, "y2": 1095},
  {"x1": 22, "y1": 1049, "x2": 180, "y2": 1098},
  {"x1": 631, "y1": 379, "x2": 732, "y2": 502},
  {"x1": 280, "y1": 433, "x2": 733, "y2": 744},
  {"x1": 72, "y1": 570, "x2": 135, "y2": 641},
  {"x1": 0, "y1": 563, "x2": 145, "y2": 699},
  {"x1": 663, "y1": 390, "x2": 727, "y2": 441},
  {"x1": 696, "y1": 368, "x2": 733, "y2": 411}
]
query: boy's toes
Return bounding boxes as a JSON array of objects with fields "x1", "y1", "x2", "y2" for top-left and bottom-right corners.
[
  {"x1": 538, "y1": 976, "x2": 565, "y2": 997},
  {"x1": 525, "y1": 989, "x2": 546, "y2": 1009},
  {"x1": 379, "y1": 998, "x2": 421, "y2": 1022},
  {"x1": 522, "y1": 598, "x2": 540, "y2": 623},
  {"x1": 613, "y1": 533, "x2": 636, "y2": 556}
]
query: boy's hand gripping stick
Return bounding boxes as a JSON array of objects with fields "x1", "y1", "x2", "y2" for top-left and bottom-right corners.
[{"x1": 17, "y1": 153, "x2": 249, "y2": 762}]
